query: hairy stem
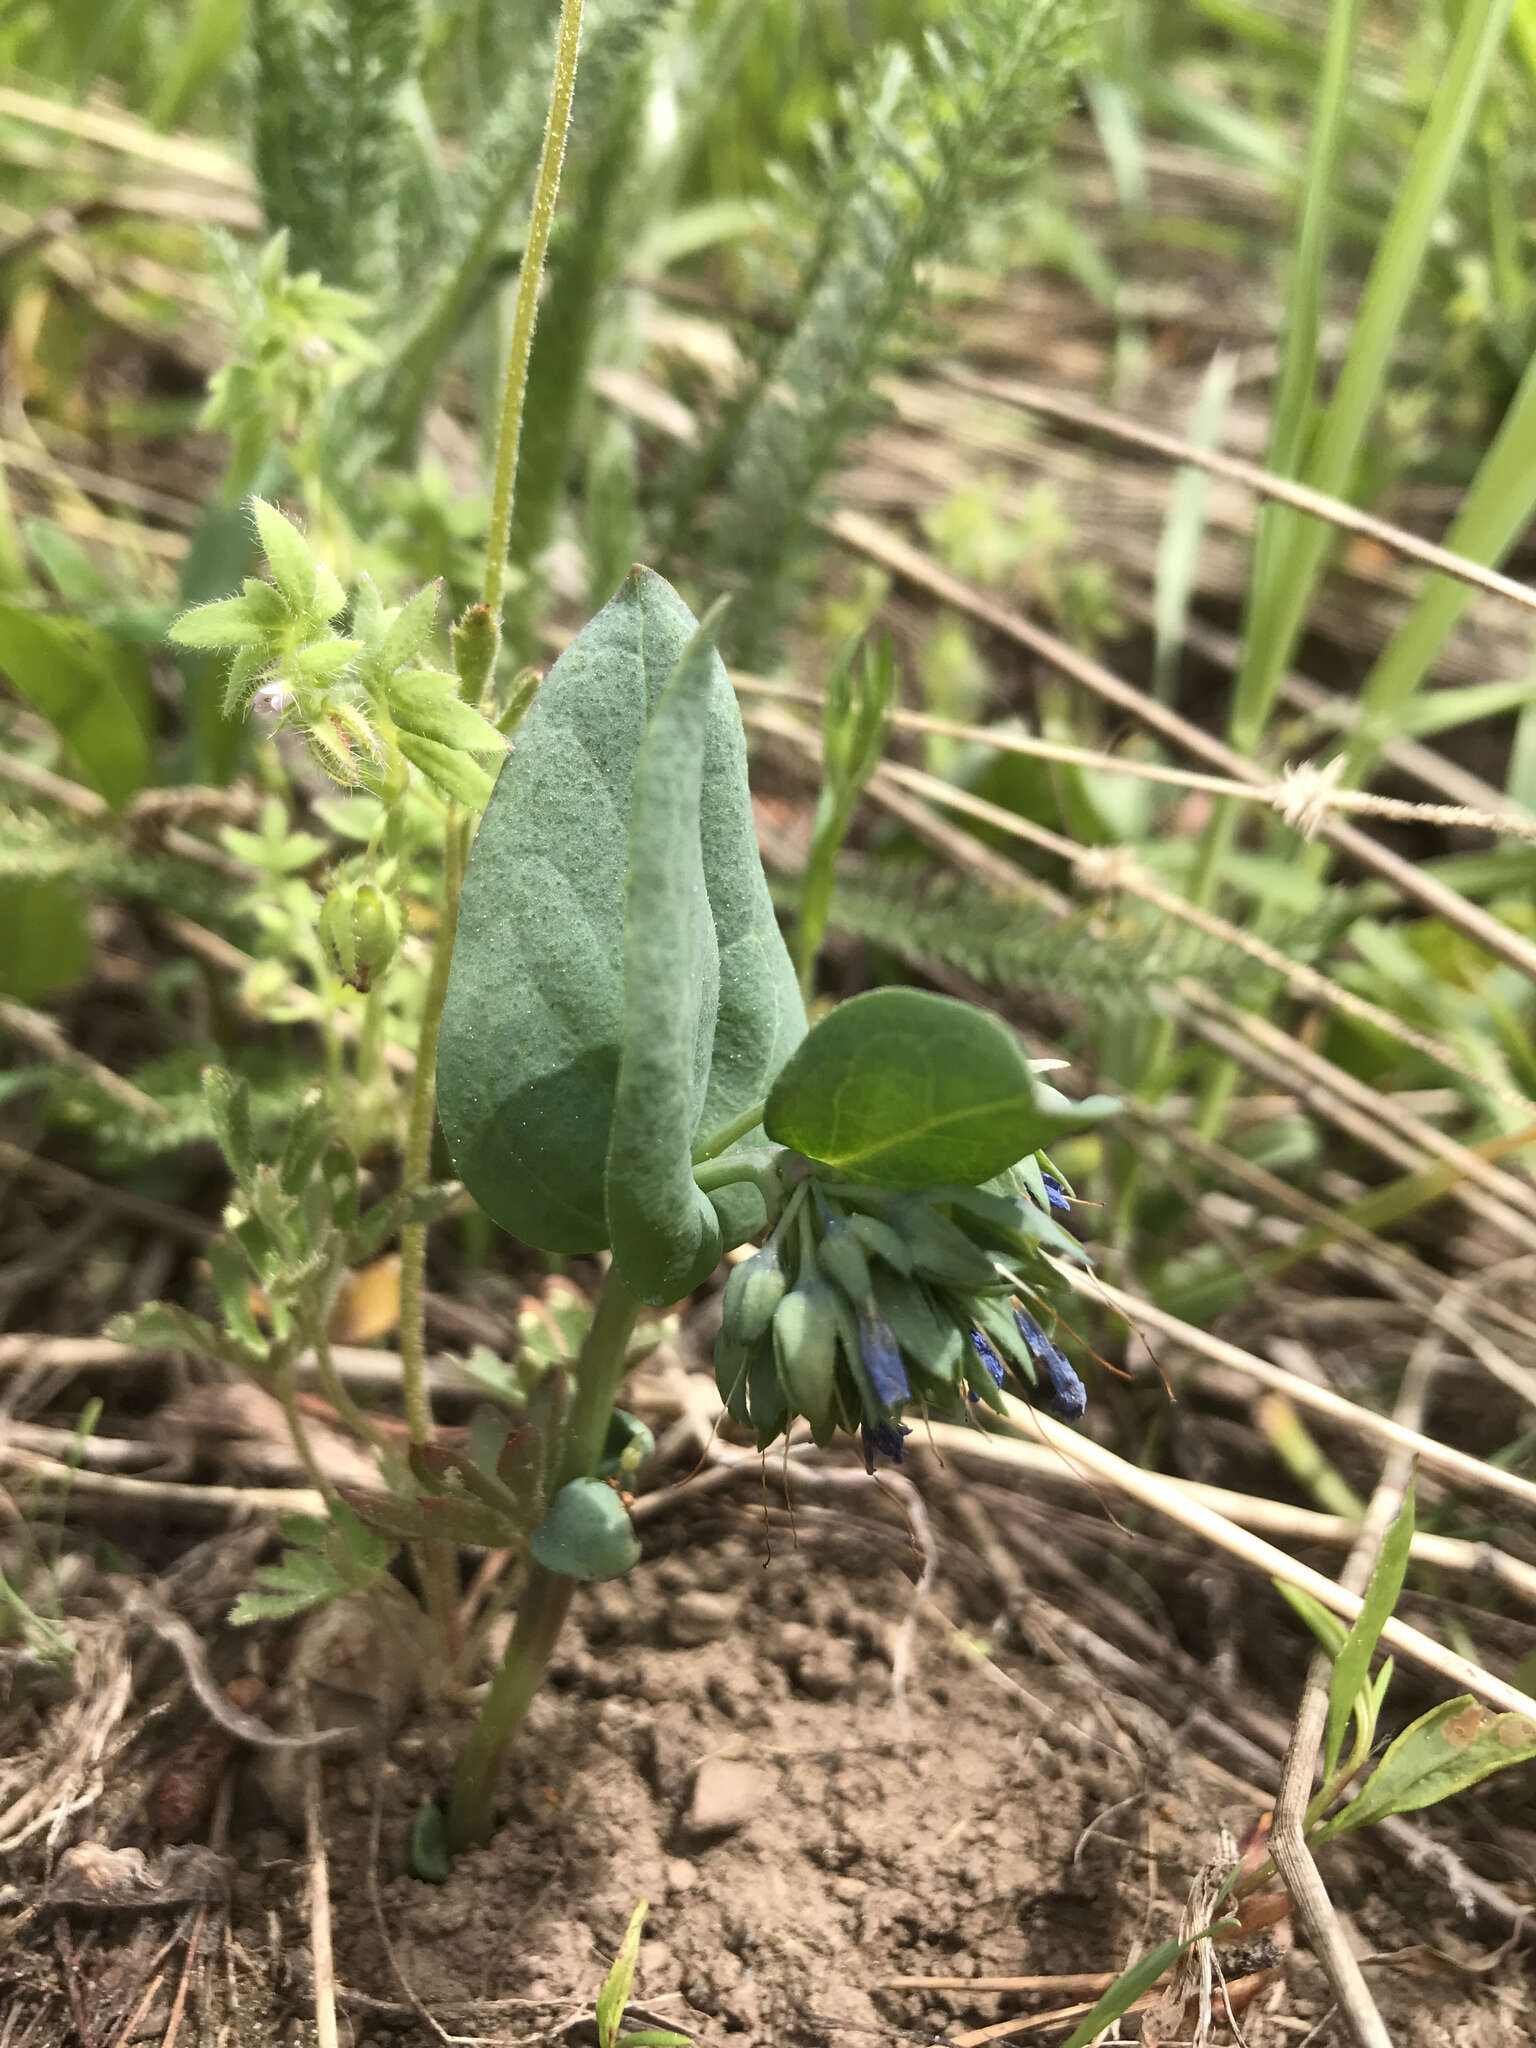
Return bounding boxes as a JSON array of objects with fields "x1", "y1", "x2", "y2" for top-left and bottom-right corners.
[
  {"x1": 446, "y1": 1263, "x2": 640, "y2": 1850},
  {"x1": 691, "y1": 1098, "x2": 769, "y2": 1165},
  {"x1": 481, "y1": 0, "x2": 586, "y2": 615},
  {"x1": 397, "y1": 812, "x2": 468, "y2": 1449}
]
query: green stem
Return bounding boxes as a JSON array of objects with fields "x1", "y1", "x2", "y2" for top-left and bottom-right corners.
[
  {"x1": 691, "y1": 1098, "x2": 769, "y2": 1165},
  {"x1": 308, "y1": 1312, "x2": 392, "y2": 1462},
  {"x1": 480, "y1": 0, "x2": 586, "y2": 616},
  {"x1": 356, "y1": 978, "x2": 388, "y2": 1093},
  {"x1": 446, "y1": 1263, "x2": 640, "y2": 1850},
  {"x1": 275, "y1": 1357, "x2": 330, "y2": 1499},
  {"x1": 398, "y1": 813, "x2": 468, "y2": 1449}
]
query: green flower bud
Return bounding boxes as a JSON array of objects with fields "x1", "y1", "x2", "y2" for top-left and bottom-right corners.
[
  {"x1": 528, "y1": 1477, "x2": 641, "y2": 1582},
  {"x1": 318, "y1": 878, "x2": 401, "y2": 991},
  {"x1": 815, "y1": 1211, "x2": 869, "y2": 1304},
  {"x1": 720, "y1": 1232, "x2": 787, "y2": 1346},
  {"x1": 772, "y1": 1272, "x2": 841, "y2": 1446}
]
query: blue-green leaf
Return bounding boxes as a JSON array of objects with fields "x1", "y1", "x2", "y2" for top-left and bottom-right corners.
[{"x1": 438, "y1": 569, "x2": 803, "y2": 1256}]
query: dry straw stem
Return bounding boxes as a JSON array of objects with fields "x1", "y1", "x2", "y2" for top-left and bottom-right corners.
[
  {"x1": 749, "y1": 700, "x2": 1536, "y2": 1237},
  {"x1": 922, "y1": 1423, "x2": 1536, "y2": 1607},
  {"x1": 979, "y1": 1395, "x2": 1536, "y2": 1720},
  {"x1": 0, "y1": 996, "x2": 168, "y2": 1122},
  {"x1": 0, "y1": 1441, "x2": 324, "y2": 1517},
  {"x1": 735, "y1": 673, "x2": 1536, "y2": 844},
  {"x1": 1059, "y1": 1267, "x2": 1536, "y2": 1515},
  {"x1": 869, "y1": 751, "x2": 1531, "y2": 1118},
  {"x1": 826, "y1": 507, "x2": 1536, "y2": 985},
  {"x1": 0, "y1": 85, "x2": 251, "y2": 190},
  {"x1": 945, "y1": 366, "x2": 1536, "y2": 624}
]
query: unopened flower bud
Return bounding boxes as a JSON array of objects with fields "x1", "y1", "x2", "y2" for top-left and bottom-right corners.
[
  {"x1": 772, "y1": 1273, "x2": 841, "y2": 1444},
  {"x1": 816, "y1": 1211, "x2": 870, "y2": 1303},
  {"x1": 253, "y1": 682, "x2": 291, "y2": 718},
  {"x1": 318, "y1": 879, "x2": 401, "y2": 991},
  {"x1": 720, "y1": 1233, "x2": 787, "y2": 1346}
]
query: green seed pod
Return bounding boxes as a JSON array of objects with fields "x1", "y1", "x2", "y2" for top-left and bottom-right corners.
[
  {"x1": 528, "y1": 1477, "x2": 641, "y2": 1581},
  {"x1": 720, "y1": 1234, "x2": 788, "y2": 1345},
  {"x1": 772, "y1": 1274, "x2": 841, "y2": 1446},
  {"x1": 816, "y1": 1212, "x2": 870, "y2": 1304},
  {"x1": 318, "y1": 878, "x2": 401, "y2": 991}
]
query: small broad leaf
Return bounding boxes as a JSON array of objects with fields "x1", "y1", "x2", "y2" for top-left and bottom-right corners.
[
  {"x1": 766, "y1": 988, "x2": 1118, "y2": 1188},
  {"x1": 107, "y1": 1302, "x2": 261, "y2": 1373},
  {"x1": 381, "y1": 581, "x2": 441, "y2": 672},
  {"x1": 203, "y1": 1066, "x2": 257, "y2": 1185},
  {"x1": 1325, "y1": 1481, "x2": 1415, "y2": 1781},
  {"x1": 251, "y1": 498, "x2": 318, "y2": 617},
  {"x1": 0, "y1": 601, "x2": 151, "y2": 807},
  {"x1": 597, "y1": 1899, "x2": 649, "y2": 2048},
  {"x1": 334, "y1": 1484, "x2": 514, "y2": 1550},
  {"x1": 529, "y1": 1478, "x2": 641, "y2": 1582},
  {"x1": 1318, "y1": 1696, "x2": 1536, "y2": 1839},
  {"x1": 230, "y1": 1547, "x2": 347, "y2": 1625},
  {"x1": 397, "y1": 730, "x2": 496, "y2": 808},
  {"x1": 168, "y1": 595, "x2": 265, "y2": 650},
  {"x1": 605, "y1": 611, "x2": 731, "y2": 1304},
  {"x1": 386, "y1": 671, "x2": 505, "y2": 753}
]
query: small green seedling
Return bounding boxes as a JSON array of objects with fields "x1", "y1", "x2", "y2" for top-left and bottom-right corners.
[
  {"x1": 1074, "y1": 1485, "x2": 1536, "y2": 2038},
  {"x1": 595, "y1": 1901, "x2": 690, "y2": 2048}
]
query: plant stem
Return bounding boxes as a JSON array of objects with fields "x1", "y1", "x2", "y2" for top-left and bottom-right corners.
[
  {"x1": 446, "y1": 1262, "x2": 640, "y2": 1850},
  {"x1": 691, "y1": 1097, "x2": 769, "y2": 1165},
  {"x1": 480, "y1": 0, "x2": 586, "y2": 616},
  {"x1": 275, "y1": 1358, "x2": 330, "y2": 1499},
  {"x1": 398, "y1": 812, "x2": 468, "y2": 1448}
]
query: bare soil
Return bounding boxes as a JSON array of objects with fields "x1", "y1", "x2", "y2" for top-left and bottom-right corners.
[{"x1": 10, "y1": 1467, "x2": 1527, "y2": 2048}]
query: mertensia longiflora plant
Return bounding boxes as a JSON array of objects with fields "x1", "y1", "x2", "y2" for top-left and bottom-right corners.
[{"x1": 431, "y1": 565, "x2": 1118, "y2": 1845}]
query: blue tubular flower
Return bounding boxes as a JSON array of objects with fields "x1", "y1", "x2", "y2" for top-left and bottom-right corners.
[
  {"x1": 969, "y1": 1328, "x2": 1005, "y2": 1388},
  {"x1": 1040, "y1": 1173, "x2": 1072, "y2": 1218},
  {"x1": 860, "y1": 1419, "x2": 912, "y2": 1471},
  {"x1": 858, "y1": 1307, "x2": 910, "y2": 1407},
  {"x1": 1013, "y1": 1308, "x2": 1087, "y2": 1422}
]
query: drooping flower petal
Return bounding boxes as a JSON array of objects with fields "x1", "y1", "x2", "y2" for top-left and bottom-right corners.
[
  {"x1": 860, "y1": 1419, "x2": 912, "y2": 1471},
  {"x1": 858, "y1": 1307, "x2": 910, "y2": 1407},
  {"x1": 968, "y1": 1328, "x2": 1005, "y2": 1387},
  {"x1": 1013, "y1": 1307, "x2": 1087, "y2": 1422}
]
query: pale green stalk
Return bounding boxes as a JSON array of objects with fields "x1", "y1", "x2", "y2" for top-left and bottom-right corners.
[
  {"x1": 447, "y1": 1265, "x2": 640, "y2": 1849},
  {"x1": 482, "y1": 0, "x2": 586, "y2": 616}
]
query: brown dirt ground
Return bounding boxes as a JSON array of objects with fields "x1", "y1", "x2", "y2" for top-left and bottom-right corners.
[{"x1": 8, "y1": 1467, "x2": 1531, "y2": 2048}]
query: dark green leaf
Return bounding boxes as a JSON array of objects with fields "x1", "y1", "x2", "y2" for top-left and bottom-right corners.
[
  {"x1": 766, "y1": 989, "x2": 1117, "y2": 1188},
  {"x1": 438, "y1": 569, "x2": 803, "y2": 1254},
  {"x1": 1325, "y1": 1482, "x2": 1415, "y2": 1780},
  {"x1": 0, "y1": 881, "x2": 91, "y2": 1001},
  {"x1": 410, "y1": 1801, "x2": 452, "y2": 1883},
  {"x1": 0, "y1": 602, "x2": 151, "y2": 807}
]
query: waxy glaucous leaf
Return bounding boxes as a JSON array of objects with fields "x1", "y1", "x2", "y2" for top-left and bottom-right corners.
[{"x1": 437, "y1": 569, "x2": 804, "y2": 1277}]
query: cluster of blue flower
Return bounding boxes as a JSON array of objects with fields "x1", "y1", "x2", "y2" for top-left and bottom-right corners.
[{"x1": 714, "y1": 1159, "x2": 1088, "y2": 1469}]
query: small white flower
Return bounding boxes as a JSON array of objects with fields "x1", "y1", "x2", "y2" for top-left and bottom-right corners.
[{"x1": 252, "y1": 682, "x2": 291, "y2": 718}]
